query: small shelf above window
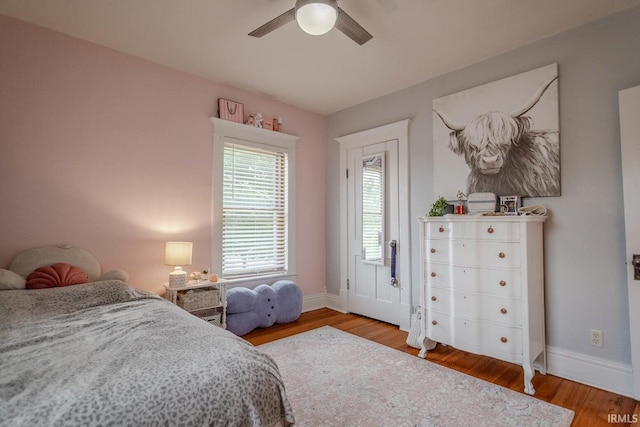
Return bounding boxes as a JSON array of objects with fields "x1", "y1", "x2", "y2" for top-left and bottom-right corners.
[{"x1": 210, "y1": 118, "x2": 299, "y2": 148}]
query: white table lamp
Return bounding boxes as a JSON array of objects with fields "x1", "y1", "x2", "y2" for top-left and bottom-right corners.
[{"x1": 165, "y1": 241, "x2": 192, "y2": 288}]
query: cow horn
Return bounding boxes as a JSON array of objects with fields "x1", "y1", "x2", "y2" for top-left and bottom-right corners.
[
  {"x1": 510, "y1": 75, "x2": 558, "y2": 118},
  {"x1": 433, "y1": 109, "x2": 465, "y2": 131}
]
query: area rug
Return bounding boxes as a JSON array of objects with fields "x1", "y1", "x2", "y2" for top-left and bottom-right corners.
[{"x1": 258, "y1": 326, "x2": 574, "y2": 427}]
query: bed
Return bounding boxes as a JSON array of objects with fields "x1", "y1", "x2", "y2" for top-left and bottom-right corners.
[{"x1": 0, "y1": 246, "x2": 295, "y2": 426}]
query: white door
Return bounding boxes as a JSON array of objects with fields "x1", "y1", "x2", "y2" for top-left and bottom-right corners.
[
  {"x1": 337, "y1": 119, "x2": 412, "y2": 331},
  {"x1": 346, "y1": 139, "x2": 400, "y2": 324},
  {"x1": 619, "y1": 84, "x2": 640, "y2": 399}
]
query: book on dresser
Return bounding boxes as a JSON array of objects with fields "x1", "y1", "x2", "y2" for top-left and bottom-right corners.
[{"x1": 417, "y1": 214, "x2": 546, "y2": 395}]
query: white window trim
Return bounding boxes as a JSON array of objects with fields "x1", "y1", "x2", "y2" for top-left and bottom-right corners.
[
  {"x1": 210, "y1": 118, "x2": 299, "y2": 287},
  {"x1": 336, "y1": 119, "x2": 412, "y2": 330}
]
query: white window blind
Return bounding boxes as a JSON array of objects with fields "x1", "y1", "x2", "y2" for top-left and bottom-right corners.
[{"x1": 223, "y1": 142, "x2": 288, "y2": 278}]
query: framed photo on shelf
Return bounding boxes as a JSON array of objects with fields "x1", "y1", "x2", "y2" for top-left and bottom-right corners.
[{"x1": 500, "y1": 196, "x2": 521, "y2": 216}]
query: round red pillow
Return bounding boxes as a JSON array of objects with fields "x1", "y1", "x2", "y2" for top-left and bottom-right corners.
[{"x1": 26, "y1": 263, "x2": 90, "y2": 289}]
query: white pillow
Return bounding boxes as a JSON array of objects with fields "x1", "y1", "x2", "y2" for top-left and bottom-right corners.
[
  {"x1": 0, "y1": 269, "x2": 26, "y2": 290},
  {"x1": 96, "y1": 269, "x2": 129, "y2": 282}
]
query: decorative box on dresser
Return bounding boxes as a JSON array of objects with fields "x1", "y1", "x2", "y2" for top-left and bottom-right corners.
[{"x1": 417, "y1": 215, "x2": 546, "y2": 395}]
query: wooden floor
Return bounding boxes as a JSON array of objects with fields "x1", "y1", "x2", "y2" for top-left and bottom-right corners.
[{"x1": 244, "y1": 308, "x2": 639, "y2": 427}]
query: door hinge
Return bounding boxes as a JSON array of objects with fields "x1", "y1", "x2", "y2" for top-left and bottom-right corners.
[
  {"x1": 346, "y1": 279, "x2": 350, "y2": 290},
  {"x1": 346, "y1": 168, "x2": 349, "y2": 179}
]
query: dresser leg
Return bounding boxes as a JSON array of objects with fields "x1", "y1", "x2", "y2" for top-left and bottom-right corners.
[
  {"x1": 418, "y1": 337, "x2": 427, "y2": 358},
  {"x1": 523, "y1": 363, "x2": 536, "y2": 395}
]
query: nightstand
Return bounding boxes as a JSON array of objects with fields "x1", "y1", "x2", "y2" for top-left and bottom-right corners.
[{"x1": 163, "y1": 279, "x2": 228, "y2": 329}]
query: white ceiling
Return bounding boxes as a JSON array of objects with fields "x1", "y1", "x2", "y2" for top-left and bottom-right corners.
[{"x1": 2, "y1": 0, "x2": 639, "y2": 115}]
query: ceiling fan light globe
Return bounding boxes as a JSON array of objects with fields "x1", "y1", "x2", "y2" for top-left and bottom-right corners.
[{"x1": 296, "y1": 3, "x2": 338, "y2": 36}]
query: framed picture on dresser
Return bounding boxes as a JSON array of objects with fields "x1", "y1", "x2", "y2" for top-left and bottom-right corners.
[{"x1": 500, "y1": 196, "x2": 520, "y2": 215}]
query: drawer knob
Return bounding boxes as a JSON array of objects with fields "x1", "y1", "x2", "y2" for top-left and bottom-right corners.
[
  {"x1": 499, "y1": 280, "x2": 507, "y2": 287},
  {"x1": 431, "y1": 272, "x2": 436, "y2": 277},
  {"x1": 500, "y1": 308, "x2": 507, "y2": 315},
  {"x1": 432, "y1": 320, "x2": 438, "y2": 325},
  {"x1": 498, "y1": 252, "x2": 506, "y2": 259},
  {"x1": 438, "y1": 226, "x2": 444, "y2": 233},
  {"x1": 500, "y1": 337, "x2": 508, "y2": 343},
  {"x1": 431, "y1": 296, "x2": 437, "y2": 301},
  {"x1": 430, "y1": 248, "x2": 436, "y2": 253},
  {"x1": 488, "y1": 226, "x2": 494, "y2": 234}
]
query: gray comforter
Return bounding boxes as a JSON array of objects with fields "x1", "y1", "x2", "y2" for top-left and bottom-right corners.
[{"x1": 0, "y1": 281, "x2": 295, "y2": 426}]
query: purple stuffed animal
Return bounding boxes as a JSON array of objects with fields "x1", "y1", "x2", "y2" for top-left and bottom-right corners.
[{"x1": 226, "y1": 280, "x2": 302, "y2": 336}]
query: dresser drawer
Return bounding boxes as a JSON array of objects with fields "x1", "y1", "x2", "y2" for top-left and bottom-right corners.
[
  {"x1": 452, "y1": 266, "x2": 522, "y2": 298},
  {"x1": 452, "y1": 292, "x2": 521, "y2": 326},
  {"x1": 484, "y1": 324, "x2": 523, "y2": 359},
  {"x1": 485, "y1": 296, "x2": 522, "y2": 325},
  {"x1": 425, "y1": 221, "x2": 463, "y2": 240},
  {"x1": 424, "y1": 239, "x2": 450, "y2": 263},
  {"x1": 424, "y1": 262, "x2": 452, "y2": 286},
  {"x1": 425, "y1": 310, "x2": 452, "y2": 343},
  {"x1": 463, "y1": 221, "x2": 520, "y2": 242},
  {"x1": 452, "y1": 240, "x2": 521, "y2": 269},
  {"x1": 425, "y1": 286, "x2": 452, "y2": 314},
  {"x1": 453, "y1": 317, "x2": 480, "y2": 347}
]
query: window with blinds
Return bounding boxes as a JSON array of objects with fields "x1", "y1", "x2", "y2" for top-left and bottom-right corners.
[
  {"x1": 361, "y1": 154, "x2": 385, "y2": 263},
  {"x1": 223, "y1": 142, "x2": 288, "y2": 278}
]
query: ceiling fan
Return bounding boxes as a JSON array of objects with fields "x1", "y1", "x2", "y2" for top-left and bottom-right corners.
[{"x1": 248, "y1": 0, "x2": 373, "y2": 45}]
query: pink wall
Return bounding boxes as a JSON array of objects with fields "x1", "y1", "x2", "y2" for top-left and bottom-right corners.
[{"x1": 0, "y1": 15, "x2": 326, "y2": 296}]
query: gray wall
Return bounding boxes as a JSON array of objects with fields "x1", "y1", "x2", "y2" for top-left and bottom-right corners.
[{"x1": 325, "y1": 7, "x2": 640, "y2": 365}]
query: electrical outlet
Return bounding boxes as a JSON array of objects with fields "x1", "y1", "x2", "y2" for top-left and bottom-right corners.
[{"x1": 590, "y1": 329, "x2": 603, "y2": 347}]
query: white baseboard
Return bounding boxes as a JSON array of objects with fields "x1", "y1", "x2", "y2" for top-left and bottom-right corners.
[
  {"x1": 326, "y1": 288, "x2": 348, "y2": 313},
  {"x1": 302, "y1": 289, "x2": 347, "y2": 313},
  {"x1": 303, "y1": 291, "x2": 636, "y2": 397},
  {"x1": 546, "y1": 345, "x2": 634, "y2": 398},
  {"x1": 301, "y1": 292, "x2": 327, "y2": 313}
]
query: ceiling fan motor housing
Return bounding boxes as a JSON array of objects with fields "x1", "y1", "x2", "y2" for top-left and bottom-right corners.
[
  {"x1": 249, "y1": 0, "x2": 371, "y2": 45},
  {"x1": 295, "y1": 0, "x2": 339, "y2": 35}
]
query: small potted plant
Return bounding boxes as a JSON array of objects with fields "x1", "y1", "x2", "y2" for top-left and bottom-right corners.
[{"x1": 428, "y1": 196, "x2": 452, "y2": 217}]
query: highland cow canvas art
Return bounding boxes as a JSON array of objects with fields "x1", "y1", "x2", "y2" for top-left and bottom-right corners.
[{"x1": 432, "y1": 63, "x2": 560, "y2": 200}]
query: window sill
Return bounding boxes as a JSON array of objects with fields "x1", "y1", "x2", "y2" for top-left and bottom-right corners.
[{"x1": 225, "y1": 272, "x2": 298, "y2": 289}]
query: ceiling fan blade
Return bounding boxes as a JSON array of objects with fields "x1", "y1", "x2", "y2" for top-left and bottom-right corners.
[
  {"x1": 248, "y1": 8, "x2": 296, "y2": 38},
  {"x1": 335, "y1": 7, "x2": 373, "y2": 45}
]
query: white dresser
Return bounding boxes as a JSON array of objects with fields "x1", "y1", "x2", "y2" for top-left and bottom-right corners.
[{"x1": 417, "y1": 215, "x2": 546, "y2": 395}]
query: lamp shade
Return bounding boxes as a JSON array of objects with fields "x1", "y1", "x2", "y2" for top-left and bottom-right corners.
[
  {"x1": 165, "y1": 242, "x2": 192, "y2": 266},
  {"x1": 296, "y1": 0, "x2": 338, "y2": 36}
]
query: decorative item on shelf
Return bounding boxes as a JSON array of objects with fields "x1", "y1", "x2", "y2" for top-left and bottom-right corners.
[
  {"x1": 165, "y1": 242, "x2": 192, "y2": 288},
  {"x1": 245, "y1": 112, "x2": 264, "y2": 128},
  {"x1": 455, "y1": 190, "x2": 466, "y2": 214},
  {"x1": 467, "y1": 192, "x2": 498, "y2": 214},
  {"x1": 209, "y1": 273, "x2": 219, "y2": 282},
  {"x1": 218, "y1": 99, "x2": 244, "y2": 123},
  {"x1": 518, "y1": 204, "x2": 547, "y2": 216},
  {"x1": 273, "y1": 118, "x2": 281, "y2": 132},
  {"x1": 500, "y1": 196, "x2": 521, "y2": 216},
  {"x1": 201, "y1": 267, "x2": 210, "y2": 282},
  {"x1": 428, "y1": 196, "x2": 452, "y2": 217}
]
